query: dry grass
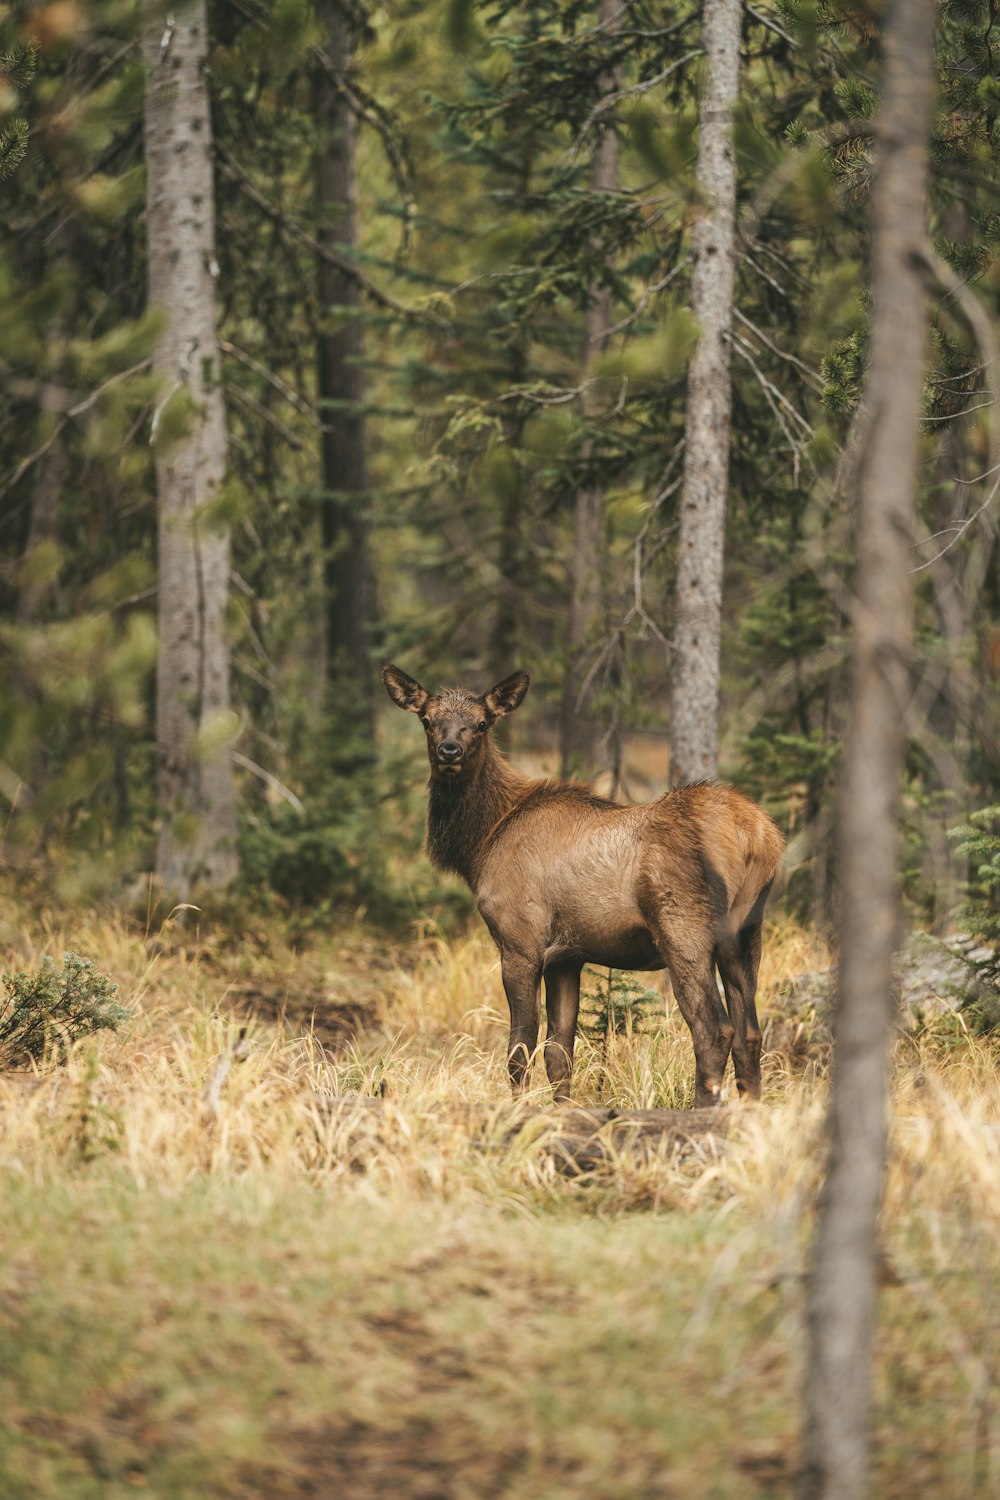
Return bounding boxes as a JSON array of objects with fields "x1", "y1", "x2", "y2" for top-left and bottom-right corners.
[{"x1": 0, "y1": 889, "x2": 998, "y2": 1497}]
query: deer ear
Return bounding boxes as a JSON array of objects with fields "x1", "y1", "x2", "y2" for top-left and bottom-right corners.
[
  {"x1": 483, "y1": 669, "x2": 530, "y2": 718},
  {"x1": 381, "y1": 664, "x2": 429, "y2": 714}
]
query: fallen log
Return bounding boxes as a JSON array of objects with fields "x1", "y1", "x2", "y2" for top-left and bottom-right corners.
[{"x1": 307, "y1": 1094, "x2": 733, "y2": 1174}]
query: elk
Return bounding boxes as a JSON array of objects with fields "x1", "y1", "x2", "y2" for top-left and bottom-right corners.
[{"x1": 382, "y1": 665, "x2": 783, "y2": 1107}]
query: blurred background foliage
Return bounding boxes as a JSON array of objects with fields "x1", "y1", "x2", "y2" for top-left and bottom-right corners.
[{"x1": 0, "y1": 0, "x2": 997, "y2": 933}]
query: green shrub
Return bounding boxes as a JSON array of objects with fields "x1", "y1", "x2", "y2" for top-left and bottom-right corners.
[
  {"x1": 0, "y1": 951, "x2": 130, "y2": 1066},
  {"x1": 949, "y1": 806, "x2": 1000, "y2": 1033},
  {"x1": 580, "y1": 967, "x2": 662, "y2": 1043}
]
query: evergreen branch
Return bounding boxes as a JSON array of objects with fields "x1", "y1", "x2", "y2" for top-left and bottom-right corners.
[
  {"x1": 310, "y1": 42, "x2": 417, "y2": 260},
  {"x1": 565, "y1": 6, "x2": 697, "y2": 47},
  {"x1": 225, "y1": 0, "x2": 416, "y2": 258},
  {"x1": 740, "y1": 120, "x2": 874, "y2": 241},
  {"x1": 564, "y1": 52, "x2": 703, "y2": 165},
  {"x1": 0, "y1": 118, "x2": 28, "y2": 181},
  {"x1": 216, "y1": 145, "x2": 445, "y2": 328},
  {"x1": 0, "y1": 37, "x2": 39, "y2": 89}
]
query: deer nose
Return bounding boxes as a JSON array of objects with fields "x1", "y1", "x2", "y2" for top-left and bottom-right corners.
[{"x1": 438, "y1": 741, "x2": 464, "y2": 763}]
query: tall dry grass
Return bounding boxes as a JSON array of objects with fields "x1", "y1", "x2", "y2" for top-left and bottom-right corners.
[{"x1": 1, "y1": 889, "x2": 998, "y2": 1496}]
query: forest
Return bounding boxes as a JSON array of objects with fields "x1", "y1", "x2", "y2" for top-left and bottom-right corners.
[{"x1": 1, "y1": 1, "x2": 999, "y2": 1497}]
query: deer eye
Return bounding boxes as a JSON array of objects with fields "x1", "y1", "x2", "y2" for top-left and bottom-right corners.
[
  {"x1": 477, "y1": 720, "x2": 487, "y2": 733},
  {"x1": 420, "y1": 716, "x2": 430, "y2": 729}
]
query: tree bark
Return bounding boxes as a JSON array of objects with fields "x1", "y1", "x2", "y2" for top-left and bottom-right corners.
[
  {"x1": 801, "y1": 3, "x2": 935, "y2": 1496},
  {"x1": 144, "y1": 2, "x2": 238, "y2": 897},
  {"x1": 314, "y1": 0, "x2": 376, "y2": 761},
  {"x1": 559, "y1": 0, "x2": 620, "y2": 780},
  {"x1": 669, "y1": 0, "x2": 741, "y2": 787},
  {"x1": 17, "y1": 382, "x2": 66, "y2": 625}
]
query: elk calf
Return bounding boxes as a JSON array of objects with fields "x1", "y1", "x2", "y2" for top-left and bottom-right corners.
[{"x1": 382, "y1": 665, "x2": 783, "y2": 1107}]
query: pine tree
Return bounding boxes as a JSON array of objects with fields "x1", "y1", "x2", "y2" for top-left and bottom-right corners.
[
  {"x1": 144, "y1": 1, "x2": 238, "y2": 895},
  {"x1": 0, "y1": 36, "x2": 36, "y2": 180},
  {"x1": 669, "y1": 0, "x2": 742, "y2": 787}
]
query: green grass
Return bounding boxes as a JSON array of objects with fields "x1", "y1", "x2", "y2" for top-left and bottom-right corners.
[{"x1": 0, "y1": 1175, "x2": 797, "y2": 1499}]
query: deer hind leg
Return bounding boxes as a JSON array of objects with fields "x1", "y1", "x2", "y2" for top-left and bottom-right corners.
[
  {"x1": 500, "y1": 952, "x2": 542, "y2": 1094},
  {"x1": 646, "y1": 921, "x2": 734, "y2": 1107},
  {"x1": 716, "y1": 921, "x2": 764, "y2": 1101},
  {"x1": 543, "y1": 963, "x2": 582, "y2": 1103}
]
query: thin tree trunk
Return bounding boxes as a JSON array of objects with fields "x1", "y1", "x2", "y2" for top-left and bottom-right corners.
[
  {"x1": 314, "y1": 0, "x2": 376, "y2": 761},
  {"x1": 801, "y1": 3, "x2": 935, "y2": 1495},
  {"x1": 144, "y1": 2, "x2": 238, "y2": 897},
  {"x1": 17, "y1": 383, "x2": 66, "y2": 625},
  {"x1": 668, "y1": 0, "x2": 741, "y2": 787},
  {"x1": 924, "y1": 433, "x2": 972, "y2": 924},
  {"x1": 491, "y1": 478, "x2": 523, "y2": 687},
  {"x1": 559, "y1": 0, "x2": 620, "y2": 779}
]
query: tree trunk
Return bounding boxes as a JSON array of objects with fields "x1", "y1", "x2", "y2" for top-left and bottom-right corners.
[
  {"x1": 314, "y1": 0, "x2": 376, "y2": 764},
  {"x1": 144, "y1": 2, "x2": 238, "y2": 897},
  {"x1": 17, "y1": 382, "x2": 66, "y2": 625},
  {"x1": 801, "y1": 3, "x2": 935, "y2": 1496},
  {"x1": 668, "y1": 0, "x2": 741, "y2": 787},
  {"x1": 559, "y1": 0, "x2": 620, "y2": 779},
  {"x1": 923, "y1": 433, "x2": 973, "y2": 925}
]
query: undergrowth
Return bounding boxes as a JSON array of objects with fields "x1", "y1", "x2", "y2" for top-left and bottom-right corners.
[{"x1": 0, "y1": 890, "x2": 997, "y2": 1497}]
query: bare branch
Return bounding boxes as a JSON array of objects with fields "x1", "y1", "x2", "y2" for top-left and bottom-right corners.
[
  {"x1": 220, "y1": 340, "x2": 325, "y2": 429},
  {"x1": 232, "y1": 751, "x2": 305, "y2": 813},
  {"x1": 0, "y1": 360, "x2": 151, "y2": 498},
  {"x1": 733, "y1": 307, "x2": 822, "y2": 388},
  {"x1": 910, "y1": 477, "x2": 1000, "y2": 573},
  {"x1": 744, "y1": 4, "x2": 798, "y2": 48},
  {"x1": 922, "y1": 399, "x2": 994, "y2": 423},
  {"x1": 739, "y1": 247, "x2": 790, "y2": 298},
  {"x1": 909, "y1": 243, "x2": 1000, "y2": 567},
  {"x1": 227, "y1": 383, "x2": 312, "y2": 453},
  {"x1": 602, "y1": 259, "x2": 689, "y2": 339}
]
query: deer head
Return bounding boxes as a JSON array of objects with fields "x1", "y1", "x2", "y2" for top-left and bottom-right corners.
[{"x1": 381, "y1": 665, "x2": 530, "y2": 780}]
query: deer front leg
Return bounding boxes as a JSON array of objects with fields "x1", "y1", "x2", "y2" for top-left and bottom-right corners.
[
  {"x1": 500, "y1": 951, "x2": 542, "y2": 1093},
  {"x1": 543, "y1": 963, "x2": 582, "y2": 1102}
]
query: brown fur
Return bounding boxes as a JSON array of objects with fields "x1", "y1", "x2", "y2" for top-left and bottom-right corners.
[{"x1": 382, "y1": 665, "x2": 784, "y2": 1107}]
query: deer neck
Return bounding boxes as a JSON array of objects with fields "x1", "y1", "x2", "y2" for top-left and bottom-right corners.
[{"x1": 426, "y1": 739, "x2": 532, "y2": 888}]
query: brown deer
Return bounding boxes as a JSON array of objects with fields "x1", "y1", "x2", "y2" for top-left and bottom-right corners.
[{"x1": 382, "y1": 665, "x2": 783, "y2": 1107}]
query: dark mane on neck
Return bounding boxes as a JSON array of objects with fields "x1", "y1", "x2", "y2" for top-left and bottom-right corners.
[{"x1": 426, "y1": 739, "x2": 535, "y2": 887}]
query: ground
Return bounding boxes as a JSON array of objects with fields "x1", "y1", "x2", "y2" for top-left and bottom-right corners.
[{"x1": 0, "y1": 892, "x2": 998, "y2": 1498}]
